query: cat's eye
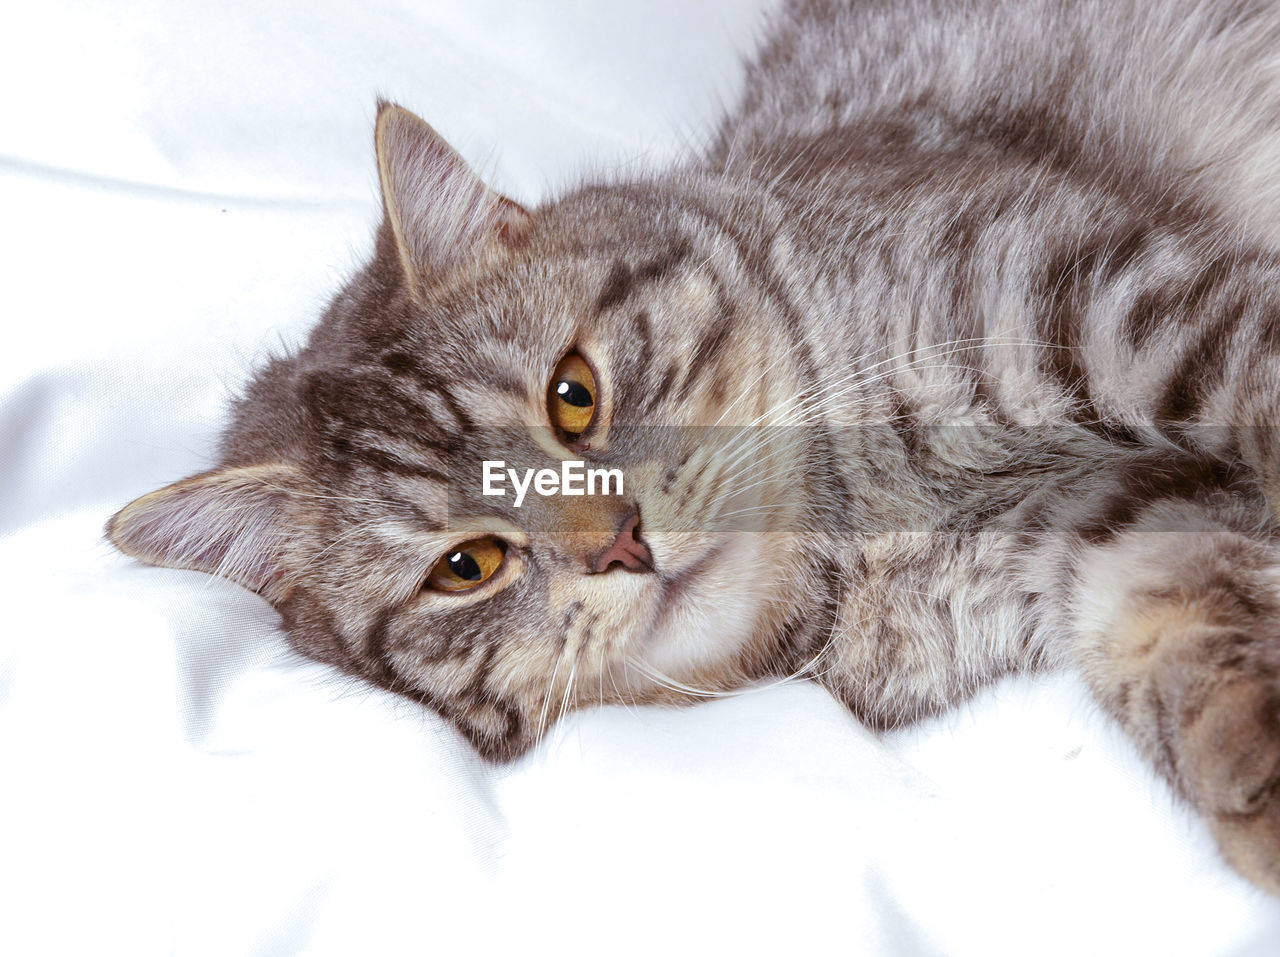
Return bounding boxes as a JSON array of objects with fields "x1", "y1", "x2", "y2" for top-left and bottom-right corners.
[
  {"x1": 548, "y1": 351, "x2": 597, "y2": 441},
  {"x1": 425, "y1": 538, "x2": 506, "y2": 592}
]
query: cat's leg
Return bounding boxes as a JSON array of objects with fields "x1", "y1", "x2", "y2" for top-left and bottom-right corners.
[
  {"x1": 809, "y1": 455, "x2": 1280, "y2": 893},
  {"x1": 808, "y1": 527, "x2": 1045, "y2": 730},
  {"x1": 1070, "y1": 494, "x2": 1280, "y2": 893}
]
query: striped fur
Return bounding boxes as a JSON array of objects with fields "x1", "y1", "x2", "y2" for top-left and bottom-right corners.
[{"x1": 108, "y1": 0, "x2": 1280, "y2": 893}]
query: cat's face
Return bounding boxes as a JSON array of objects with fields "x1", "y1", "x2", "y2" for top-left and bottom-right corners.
[{"x1": 108, "y1": 104, "x2": 813, "y2": 759}]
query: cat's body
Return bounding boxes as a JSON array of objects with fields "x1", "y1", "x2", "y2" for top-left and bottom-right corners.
[{"x1": 109, "y1": 0, "x2": 1280, "y2": 894}]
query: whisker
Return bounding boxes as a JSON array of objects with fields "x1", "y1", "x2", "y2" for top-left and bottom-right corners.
[{"x1": 535, "y1": 642, "x2": 569, "y2": 750}]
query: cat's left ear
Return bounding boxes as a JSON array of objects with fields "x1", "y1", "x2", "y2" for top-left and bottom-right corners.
[
  {"x1": 375, "y1": 101, "x2": 530, "y2": 291},
  {"x1": 106, "y1": 463, "x2": 305, "y2": 604}
]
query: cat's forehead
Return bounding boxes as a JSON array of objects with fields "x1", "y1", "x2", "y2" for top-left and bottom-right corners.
[
  {"x1": 417, "y1": 257, "x2": 602, "y2": 352},
  {"x1": 408, "y1": 240, "x2": 703, "y2": 360}
]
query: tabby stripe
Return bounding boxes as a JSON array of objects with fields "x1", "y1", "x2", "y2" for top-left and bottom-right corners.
[
  {"x1": 968, "y1": 367, "x2": 1017, "y2": 427},
  {"x1": 378, "y1": 355, "x2": 483, "y2": 419},
  {"x1": 348, "y1": 445, "x2": 448, "y2": 485},
  {"x1": 665, "y1": 183, "x2": 859, "y2": 522},
  {"x1": 363, "y1": 606, "x2": 525, "y2": 750},
  {"x1": 1113, "y1": 678, "x2": 1135, "y2": 717},
  {"x1": 1075, "y1": 457, "x2": 1240, "y2": 545},
  {"x1": 641, "y1": 364, "x2": 681, "y2": 416},
  {"x1": 1146, "y1": 682, "x2": 1178, "y2": 785},
  {"x1": 933, "y1": 208, "x2": 981, "y2": 259},
  {"x1": 678, "y1": 311, "x2": 735, "y2": 400},
  {"x1": 1207, "y1": 630, "x2": 1256, "y2": 672},
  {"x1": 659, "y1": 466, "x2": 679, "y2": 495},
  {"x1": 460, "y1": 641, "x2": 527, "y2": 746},
  {"x1": 632, "y1": 310, "x2": 654, "y2": 372},
  {"x1": 363, "y1": 606, "x2": 410, "y2": 689},
  {"x1": 774, "y1": 561, "x2": 844, "y2": 678},
  {"x1": 469, "y1": 362, "x2": 527, "y2": 398},
  {"x1": 594, "y1": 243, "x2": 691, "y2": 313},
  {"x1": 380, "y1": 350, "x2": 420, "y2": 377},
  {"x1": 1123, "y1": 254, "x2": 1232, "y2": 352},
  {"x1": 393, "y1": 345, "x2": 525, "y2": 398},
  {"x1": 459, "y1": 640, "x2": 497, "y2": 701},
  {"x1": 1153, "y1": 296, "x2": 1245, "y2": 425},
  {"x1": 406, "y1": 366, "x2": 478, "y2": 435},
  {"x1": 1012, "y1": 488, "x2": 1056, "y2": 549},
  {"x1": 596, "y1": 262, "x2": 632, "y2": 313},
  {"x1": 1256, "y1": 304, "x2": 1280, "y2": 354},
  {"x1": 635, "y1": 241, "x2": 691, "y2": 282},
  {"x1": 707, "y1": 366, "x2": 731, "y2": 405},
  {"x1": 1037, "y1": 243, "x2": 1101, "y2": 416},
  {"x1": 323, "y1": 368, "x2": 469, "y2": 447},
  {"x1": 644, "y1": 183, "x2": 816, "y2": 378},
  {"x1": 1100, "y1": 226, "x2": 1149, "y2": 284},
  {"x1": 363, "y1": 360, "x2": 478, "y2": 436},
  {"x1": 558, "y1": 601, "x2": 585, "y2": 637},
  {"x1": 887, "y1": 391, "x2": 923, "y2": 460}
]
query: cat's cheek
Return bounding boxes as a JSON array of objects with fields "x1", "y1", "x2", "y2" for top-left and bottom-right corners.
[{"x1": 448, "y1": 695, "x2": 534, "y2": 763}]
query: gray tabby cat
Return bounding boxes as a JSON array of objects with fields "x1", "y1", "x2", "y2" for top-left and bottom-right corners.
[{"x1": 108, "y1": 0, "x2": 1280, "y2": 894}]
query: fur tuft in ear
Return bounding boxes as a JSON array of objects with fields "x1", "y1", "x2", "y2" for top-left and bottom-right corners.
[
  {"x1": 106, "y1": 464, "x2": 304, "y2": 604},
  {"x1": 375, "y1": 101, "x2": 530, "y2": 290}
]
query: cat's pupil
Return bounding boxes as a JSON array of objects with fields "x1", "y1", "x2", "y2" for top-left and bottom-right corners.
[
  {"x1": 556, "y1": 380, "x2": 593, "y2": 407},
  {"x1": 449, "y1": 551, "x2": 482, "y2": 581}
]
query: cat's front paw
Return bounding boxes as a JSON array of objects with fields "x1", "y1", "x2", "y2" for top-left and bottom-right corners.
[
  {"x1": 1179, "y1": 664, "x2": 1280, "y2": 815},
  {"x1": 1176, "y1": 659, "x2": 1280, "y2": 892},
  {"x1": 1212, "y1": 798, "x2": 1280, "y2": 896}
]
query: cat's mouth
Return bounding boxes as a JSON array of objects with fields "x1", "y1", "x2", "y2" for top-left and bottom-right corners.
[
  {"x1": 634, "y1": 534, "x2": 769, "y2": 684},
  {"x1": 656, "y1": 542, "x2": 724, "y2": 609}
]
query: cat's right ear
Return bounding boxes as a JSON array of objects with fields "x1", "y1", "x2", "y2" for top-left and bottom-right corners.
[
  {"x1": 106, "y1": 463, "x2": 305, "y2": 604},
  {"x1": 375, "y1": 101, "x2": 530, "y2": 292}
]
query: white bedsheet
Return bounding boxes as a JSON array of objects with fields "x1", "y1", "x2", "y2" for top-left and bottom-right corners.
[{"x1": 3, "y1": 2, "x2": 1279, "y2": 953}]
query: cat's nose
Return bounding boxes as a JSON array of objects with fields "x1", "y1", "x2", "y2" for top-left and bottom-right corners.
[{"x1": 591, "y1": 512, "x2": 653, "y2": 574}]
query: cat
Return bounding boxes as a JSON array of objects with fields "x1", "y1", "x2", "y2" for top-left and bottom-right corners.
[{"x1": 107, "y1": 0, "x2": 1280, "y2": 895}]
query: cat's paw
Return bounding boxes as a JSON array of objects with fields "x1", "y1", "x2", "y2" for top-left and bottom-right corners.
[
  {"x1": 1212, "y1": 798, "x2": 1280, "y2": 896},
  {"x1": 1177, "y1": 663, "x2": 1280, "y2": 893},
  {"x1": 1179, "y1": 667, "x2": 1280, "y2": 816}
]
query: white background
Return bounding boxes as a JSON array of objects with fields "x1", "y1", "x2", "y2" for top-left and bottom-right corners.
[{"x1": 2, "y1": 2, "x2": 1279, "y2": 953}]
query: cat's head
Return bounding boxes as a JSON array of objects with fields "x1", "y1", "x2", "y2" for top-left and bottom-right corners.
[{"x1": 108, "y1": 103, "x2": 818, "y2": 760}]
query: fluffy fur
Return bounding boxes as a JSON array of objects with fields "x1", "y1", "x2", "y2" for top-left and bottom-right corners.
[{"x1": 109, "y1": 0, "x2": 1280, "y2": 894}]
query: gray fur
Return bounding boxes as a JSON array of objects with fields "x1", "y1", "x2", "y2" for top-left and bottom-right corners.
[{"x1": 108, "y1": 0, "x2": 1280, "y2": 893}]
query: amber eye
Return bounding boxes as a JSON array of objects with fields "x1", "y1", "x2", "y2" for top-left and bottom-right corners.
[
  {"x1": 549, "y1": 351, "x2": 597, "y2": 440},
  {"x1": 425, "y1": 538, "x2": 506, "y2": 592}
]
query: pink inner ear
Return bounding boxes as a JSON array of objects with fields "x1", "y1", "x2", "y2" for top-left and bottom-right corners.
[
  {"x1": 377, "y1": 104, "x2": 529, "y2": 280},
  {"x1": 494, "y1": 195, "x2": 531, "y2": 244},
  {"x1": 107, "y1": 466, "x2": 296, "y2": 601}
]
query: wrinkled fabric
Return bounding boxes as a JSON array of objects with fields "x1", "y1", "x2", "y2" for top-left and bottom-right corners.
[{"x1": 2, "y1": 2, "x2": 1279, "y2": 954}]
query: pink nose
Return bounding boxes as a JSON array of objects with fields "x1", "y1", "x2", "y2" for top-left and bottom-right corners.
[{"x1": 592, "y1": 513, "x2": 653, "y2": 574}]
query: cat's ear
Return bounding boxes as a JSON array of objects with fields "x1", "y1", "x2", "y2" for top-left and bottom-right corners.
[
  {"x1": 106, "y1": 463, "x2": 304, "y2": 604},
  {"x1": 375, "y1": 101, "x2": 530, "y2": 289}
]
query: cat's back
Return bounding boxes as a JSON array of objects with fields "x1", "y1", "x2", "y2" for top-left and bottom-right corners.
[{"x1": 712, "y1": 0, "x2": 1280, "y2": 247}]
